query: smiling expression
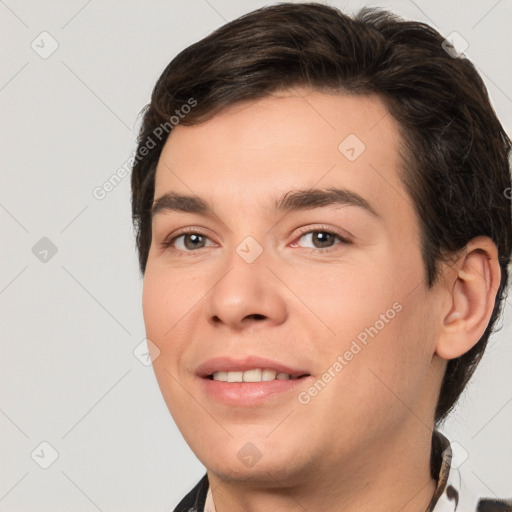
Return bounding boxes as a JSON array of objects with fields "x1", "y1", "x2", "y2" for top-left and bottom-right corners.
[{"x1": 142, "y1": 88, "x2": 446, "y2": 484}]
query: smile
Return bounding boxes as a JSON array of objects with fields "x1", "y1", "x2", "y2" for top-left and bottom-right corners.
[{"x1": 210, "y1": 368, "x2": 309, "y2": 382}]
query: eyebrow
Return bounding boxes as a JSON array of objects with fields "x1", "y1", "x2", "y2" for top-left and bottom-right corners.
[{"x1": 151, "y1": 187, "x2": 380, "y2": 219}]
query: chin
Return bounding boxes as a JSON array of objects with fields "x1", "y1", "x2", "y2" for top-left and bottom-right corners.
[
  {"x1": 197, "y1": 439, "x2": 312, "y2": 487},
  {"x1": 207, "y1": 460, "x2": 303, "y2": 487}
]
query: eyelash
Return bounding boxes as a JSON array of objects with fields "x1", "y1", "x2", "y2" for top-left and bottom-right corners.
[{"x1": 161, "y1": 225, "x2": 352, "y2": 255}]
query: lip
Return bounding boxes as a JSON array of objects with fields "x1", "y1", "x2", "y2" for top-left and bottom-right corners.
[
  {"x1": 195, "y1": 355, "x2": 310, "y2": 378},
  {"x1": 195, "y1": 355, "x2": 312, "y2": 407}
]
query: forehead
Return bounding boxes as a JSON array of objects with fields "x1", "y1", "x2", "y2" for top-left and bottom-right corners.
[{"x1": 154, "y1": 89, "x2": 411, "y2": 224}]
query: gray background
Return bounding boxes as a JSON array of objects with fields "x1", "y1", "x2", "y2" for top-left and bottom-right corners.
[{"x1": 1, "y1": 0, "x2": 511, "y2": 510}]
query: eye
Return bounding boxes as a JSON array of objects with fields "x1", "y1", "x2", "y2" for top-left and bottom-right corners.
[
  {"x1": 164, "y1": 231, "x2": 216, "y2": 251},
  {"x1": 292, "y1": 228, "x2": 351, "y2": 250}
]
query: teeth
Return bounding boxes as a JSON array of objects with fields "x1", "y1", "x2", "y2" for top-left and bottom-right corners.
[
  {"x1": 243, "y1": 369, "x2": 261, "y2": 382},
  {"x1": 212, "y1": 368, "x2": 299, "y2": 383},
  {"x1": 227, "y1": 371, "x2": 243, "y2": 383},
  {"x1": 262, "y1": 369, "x2": 277, "y2": 381}
]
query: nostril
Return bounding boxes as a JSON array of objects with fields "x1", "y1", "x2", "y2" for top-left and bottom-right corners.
[{"x1": 248, "y1": 314, "x2": 266, "y2": 320}]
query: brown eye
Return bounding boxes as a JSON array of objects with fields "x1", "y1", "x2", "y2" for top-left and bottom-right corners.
[
  {"x1": 166, "y1": 232, "x2": 215, "y2": 251},
  {"x1": 182, "y1": 233, "x2": 206, "y2": 250},
  {"x1": 312, "y1": 231, "x2": 336, "y2": 248},
  {"x1": 296, "y1": 230, "x2": 347, "y2": 249}
]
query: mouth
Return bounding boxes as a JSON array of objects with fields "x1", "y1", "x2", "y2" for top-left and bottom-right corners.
[
  {"x1": 196, "y1": 355, "x2": 313, "y2": 406},
  {"x1": 196, "y1": 355, "x2": 311, "y2": 381},
  {"x1": 205, "y1": 369, "x2": 311, "y2": 382}
]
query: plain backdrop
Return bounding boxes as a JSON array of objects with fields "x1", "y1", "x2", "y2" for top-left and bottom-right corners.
[{"x1": 1, "y1": 1, "x2": 511, "y2": 510}]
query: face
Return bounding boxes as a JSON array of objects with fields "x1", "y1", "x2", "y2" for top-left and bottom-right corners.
[{"x1": 142, "y1": 89, "x2": 445, "y2": 486}]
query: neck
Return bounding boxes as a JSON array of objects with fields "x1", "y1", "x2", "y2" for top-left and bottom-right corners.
[{"x1": 206, "y1": 421, "x2": 437, "y2": 512}]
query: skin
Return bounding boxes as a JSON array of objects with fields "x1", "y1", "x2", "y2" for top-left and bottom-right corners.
[{"x1": 142, "y1": 88, "x2": 500, "y2": 512}]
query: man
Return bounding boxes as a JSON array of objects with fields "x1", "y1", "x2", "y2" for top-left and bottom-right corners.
[{"x1": 130, "y1": 3, "x2": 512, "y2": 511}]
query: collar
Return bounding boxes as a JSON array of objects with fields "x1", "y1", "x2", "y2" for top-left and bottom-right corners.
[{"x1": 426, "y1": 430, "x2": 480, "y2": 512}]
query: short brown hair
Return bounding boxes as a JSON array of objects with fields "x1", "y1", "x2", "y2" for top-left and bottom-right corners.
[{"x1": 131, "y1": 2, "x2": 512, "y2": 424}]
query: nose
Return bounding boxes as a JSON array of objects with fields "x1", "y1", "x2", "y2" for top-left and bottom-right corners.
[{"x1": 205, "y1": 243, "x2": 288, "y2": 330}]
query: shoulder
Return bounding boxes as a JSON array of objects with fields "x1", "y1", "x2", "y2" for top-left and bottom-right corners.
[{"x1": 477, "y1": 498, "x2": 512, "y2": 512}]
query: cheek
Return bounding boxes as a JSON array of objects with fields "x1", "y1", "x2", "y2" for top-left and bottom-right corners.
[
  {"x1": 141, "y1": 266, "x2": 194, "y2": 393},
  {"x1": 306, "y1": 303, "x2": 434, "y2": 448},
  {"x1": 282, "y1": 261, "x2": 397, "y2": 351},
  {"x1": 141, "y1": 267, "x2": 199, "y2": 423},
  {"x1": 142, "y1": 264, "x2": 201, "y2": 342},
  {"x1": 288, "y1": 259, "x2": 433, "y2": 413},
  {"x1": 142, "y1": 271, "x2": 168, "y2": 342},
  {"x1": 343, "y1": 291, "x2": 436, "y2": 422},
  {"x1": 141, "y1": 262, "x2": 215, "y2": 396}
]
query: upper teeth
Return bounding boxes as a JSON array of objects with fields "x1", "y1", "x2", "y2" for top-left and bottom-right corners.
[{"x1": 212, "y1": 369, "x2": 298, "y2": 382}]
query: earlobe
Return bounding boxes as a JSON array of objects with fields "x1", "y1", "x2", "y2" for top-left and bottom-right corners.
[{"x1": 435, "y1": 236, "x2": 501, "y2": 360}]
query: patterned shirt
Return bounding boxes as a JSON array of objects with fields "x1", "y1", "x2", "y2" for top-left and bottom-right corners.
[{"x1": 173, "y1": 430, "x2": 512, "y2": 512}]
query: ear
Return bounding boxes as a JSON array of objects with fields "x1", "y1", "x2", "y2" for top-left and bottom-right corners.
[{"x1": 435, "y1": 236, "x2": 501, "y2": 360}]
